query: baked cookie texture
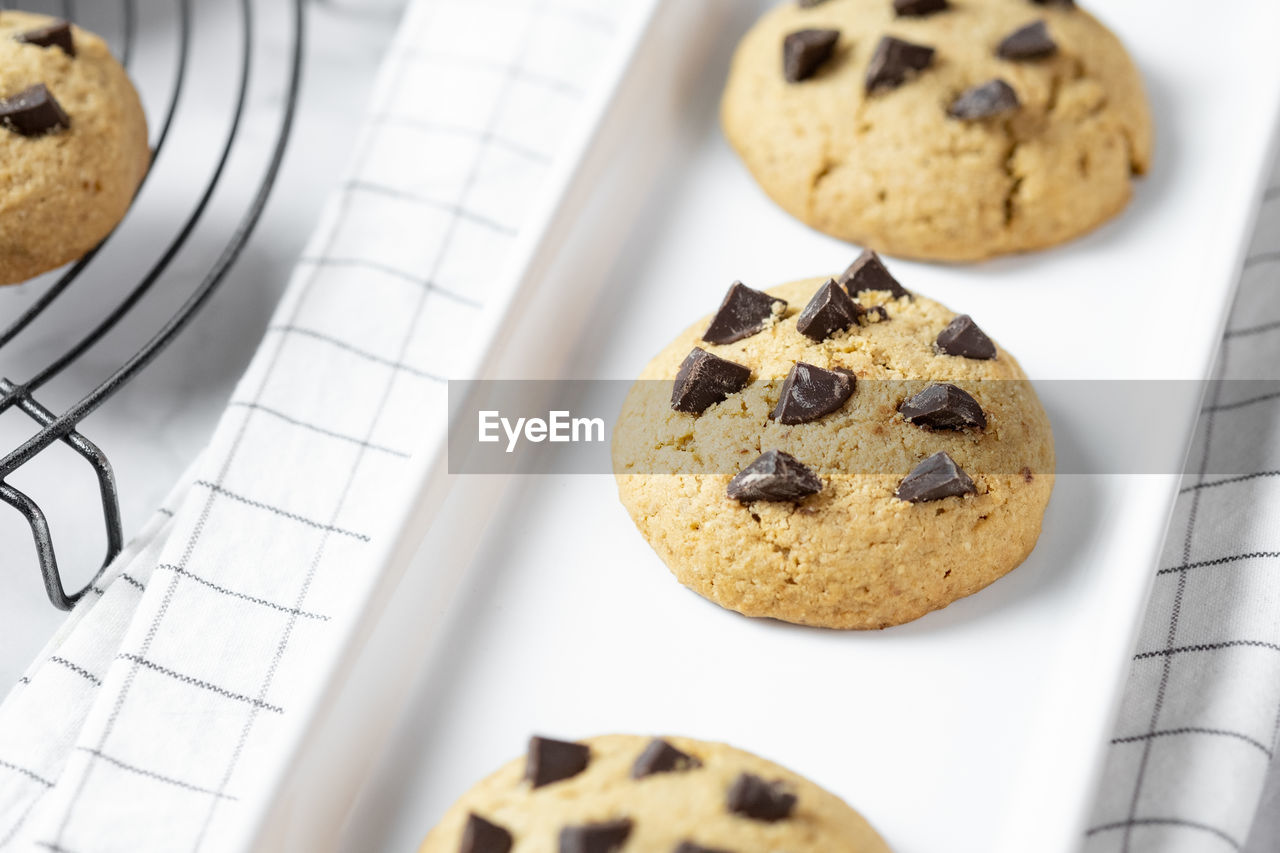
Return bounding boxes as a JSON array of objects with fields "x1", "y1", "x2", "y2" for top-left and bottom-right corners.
[
  {"x1": 0, "y1": 12, "x2": 149, "y2": 285},
  {"x1": 613, "y1": 275, "x2": 1054, "y2": 630},
  {"x1": 721, "y1": 0, "x2": 1153, "y2": 261},
  {"x1": 418, "y1": 734, "x2": 892, "y2": 852}
]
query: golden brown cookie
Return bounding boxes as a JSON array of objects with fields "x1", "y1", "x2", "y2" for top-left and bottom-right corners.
[
  {"x1": 612, "y1": 257, "x2": 1054, "y2": 629},
  {"x1": 721, "y1": 0, "x2": 1153, "y2": 261},
  {"x1": 0, "y1": 12, "x2": 149, "y2": 285},
  {"x1": 418, "y1": 734, "x2": 892, "y2": 853}
]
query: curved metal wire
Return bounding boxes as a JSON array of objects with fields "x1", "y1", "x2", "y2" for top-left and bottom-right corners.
[{"x1": 0, "y1": 0, "x2": 307, "y2": 608}]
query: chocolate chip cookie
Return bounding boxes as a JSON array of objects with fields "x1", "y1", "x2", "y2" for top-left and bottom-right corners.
[
  {"x1": 721, "y1": 0, "x2": 1152, "y2": 261},
  {"x1": 612, "y1": 255, "x2": 1054, "y2": 629},
  {"x1": 1, "y1": 12, "x2": 149, "y2": 285},
  {"x1": 418, "y1": 734, "x2": 892, "y2": 852}
]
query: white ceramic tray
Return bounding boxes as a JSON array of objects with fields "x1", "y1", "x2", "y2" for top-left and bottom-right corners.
[{"x1": 242, "y1": 1, "x2": 1280, "y2": 851}]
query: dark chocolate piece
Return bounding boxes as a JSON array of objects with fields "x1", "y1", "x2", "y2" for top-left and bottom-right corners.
[
  {"x1": 632, "y1": 739, "x2": 701, "y2": 779},
  {"x1": 948, "y1": 79, "x2": 1020, "y2": 120},
  {"x1": 703, "y1": 282, "x2": 786, "y2": 345},
  {"x1": 935, "y1": 314, "x2": 997, "y2": 360},
  {"x1": 727, "y1": 451, "x2": 822, "y2": 503},
  {"x1": 784, "y1": 29, "x2": 840, "y2": 83},
  {"x1": 839, "y1": 249, "x2": 910, "y2": 300},
  {"x1": 671, "y1": 348, "x2": 752, "y2": 414},
  {"x1": 865, "y1": 35, "x2": 935, "y2": 93},
  {"x1": 894, "y1": 0, "x2": 948, "y2": 16},
  {"x1": 1030, "y1": 0, "x2": 1074, "y2": 6},
  {"x1": 460, "y1": 814, "x2": 513, "y2": 853},
  {"x1": 16, "y1": 20, "x2": 75, "y2": 57},
  {"x1": 997, "y1": 21, "x2": 1056, "y2": 60},
  {"x1": 771, "y1": 363, "x2": 855, "y2": 425},
  {"x1": 865, "y1": 305, "x2": 890, "y2": 323},
  {"x1": 526, "y1": 736, "x2": 590, "y2": 788},
  {"x1": 560, "y1": 819, "x2": 633, "y2": 853},
  {"x1": 796, "y1": 279, "x2": 861, "y2": 341},
  {"x1": 895, "y1": 452, "x2": 977, "y2": 502},
  {"x1": 673, "y1": 845, "x2": 732, "y2": 853},
  {"x1": 0, "y1": 84, "x2": 70, "y2": 137},
  {"x1": 898, "y1": 384, "x2": 986, "y2": 430},
  {"x1": 726, "y1": 773, "x2": 797, "y2": 822}
]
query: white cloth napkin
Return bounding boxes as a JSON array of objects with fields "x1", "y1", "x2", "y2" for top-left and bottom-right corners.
[
  {"x1": 0, "y1": 0, "x2": 628, "y2": 849},
  {"x1": 1086, "y1": 160, "x2": 1280, "y2": 852}
]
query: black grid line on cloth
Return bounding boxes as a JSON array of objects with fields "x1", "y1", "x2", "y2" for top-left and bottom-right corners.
[
  {"x1": 72, "y1": 748, "x2": 238, "y2": 801},
  {"x1": 47, "y1": 659, "x2": 100, "y2": 687},
  {"x1": 1111, "y1": 727, "x2": 1274, "y2": 759},
  {"x1": 1179, "y1": 470, "x2": 1280, "y2": 494},
  {"x1": 266, "y1": 324, "x2": 448, "y2": 383},
  {"x1": 1088, "y1": 818, "x2": 1243, "y2": 851},
  {"x1": 154, "y1": 563, "x2": 331, "y2": 622},
  {"x1": 369, "y1": 114, "x2": 553, "y2": 163},
  {"x1": 341, "y1": 180, "x2": 519, "y2": 236},
  {"x1": 34, "y1": 842, "x2": 75, "y2": 853},
  {"x1": 190, "y1": 2, "x2": 569, "y2": 841},
  {"x1": 1158, "y1": 551, "x2": 1280, "y2": 575},
  {"x1": 0, "y1": 760, "x2": 54, "y2": 789},
  {"x1": 115, "y1": 654, "x2": 285, "y2": 714},
  {"x1": 226, "y1": 400, "x2": 411, "y2": 459},
  {"x1": 1116, "y1": 342, "x2": 1233, "y2": 852},
  {"x1": 294, "y1": 255, "x2": 482, "y2": 307},
  {"x1": 1225, "y1": 319, "x2": 1280, "y2": 340},
  {"x1": 1206, "y1": 389, "x2": 1280, "y2": 412},
  {"x1": 119, "y1": 573, "x2": 146, "y2": 592},
  {"x1": 190, "y1": 480, "x2": 371, "y2": 542},
  {"x1": 1134, "y1": 640, "x2": 1280, "y2": 660}
]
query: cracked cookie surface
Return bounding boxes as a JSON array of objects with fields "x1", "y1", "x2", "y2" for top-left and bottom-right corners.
[
  {"x1": 721, "y1": 0, "x2": 1152, "y2": 261},
  {"x1": 612, "y1": 276, "x2": 1054, "y2": 630},
  {"x1": 1, "y1": 11, "x2": 148, "y2": 285},
  {"x1": 418, "y1": 734, "x2": 893, "y2": 853}
]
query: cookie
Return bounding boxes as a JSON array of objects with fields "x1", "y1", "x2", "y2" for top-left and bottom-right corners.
[
  {"x1": 612, "y1": 258, "x2": 1054, "y2": 629},
  {"x1": 0, "y1": 12, "x2": 149, "y2": 285},
  {"x1": 720, "y1": 0, "x2": 1152, "y2": 261},
  {"x1": 418, "y1": 734, "x2": 892, "y2": 852}
]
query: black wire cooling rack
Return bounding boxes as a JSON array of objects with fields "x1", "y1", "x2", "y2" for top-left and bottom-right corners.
[{"x1": 0, "y1": 0, "x2": 304, "y2": 610}]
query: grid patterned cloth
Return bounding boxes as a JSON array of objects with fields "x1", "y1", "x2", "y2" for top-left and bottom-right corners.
[
  {"x1": 1086, "y1": 161, "x2": 1280, "y2": 851},
  {"x1": 0, "y1": 0, "x2": 627, "y2": 850}
]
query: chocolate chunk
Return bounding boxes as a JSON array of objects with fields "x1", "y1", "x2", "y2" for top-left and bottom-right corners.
[
  {"x1": 0, "y1": 84, "x2": 70, "y2": 137},
  {"x1": 997, "y1": 21, "x2": 1056, "y2": 60},
  {"x1": 894, "y1": 0, "x2": 948, "y2": 16},
  {"x1": 674, "y1": 845, "x2": 732, "y2": 853},
  {"x1": 898, "y1": 384, "x2": 986, "y2": 430},
  {"x1": 948, "y1": 79, "x2": 1020, "y2": 120},
  {"x1": 895, "y1": 452, "x2": 977, "y2": 502},
  {"x1": 1030, "y1": 0, "x2": 1074, "y2": 6},
  {"x1": 632, "y1": 739, "x2": 701, "y2": 779},
  {"x1": 796, "y1": 279, "x2": 861, "y2": 341},
  {"x1": 727, "y1": 451, "x2": 822, "y2": 503},
  {"x1": 1022, "y1": 466, "x2": 1034, "y2": 483},
  {"x1": 526, "y1": 736, "x2": 590, "y2": 788},
  {"x1": 771, "y1": 363, "x2": 855, "y2": 425},
  {"x1": 16, "y1": 21, "x2": 75, "y2": 57},
  {"x1": 865, "y1": 35, "x2": 935, "y2": 93},
  {"x1": 784, "y1": 29, "x2": 840, "y2": 83},
  {"x1": 671, "y1": 348, "x2": 752, "y2": 414},
  {"x1": 839, "y1": 249, "x2": 910, "y2": 300},
  {"x1": 460, "y1": 814, "x2": 512, "y2": 853},
  {"x1": 560, "y1": 819, "x2": 633, "y2": 853},
  {"x1": 703, "y1": 282, "x2": 786, "y2": 345},
  {"x1": 865, "y1": 305, "x2": 890, "y2": 323},
  {"x1": 726, "y1": 773, "x2": 797, "y2": 822},
  {"x1": 935, "y1": 314, "x2": 997, "y2": 360}
]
